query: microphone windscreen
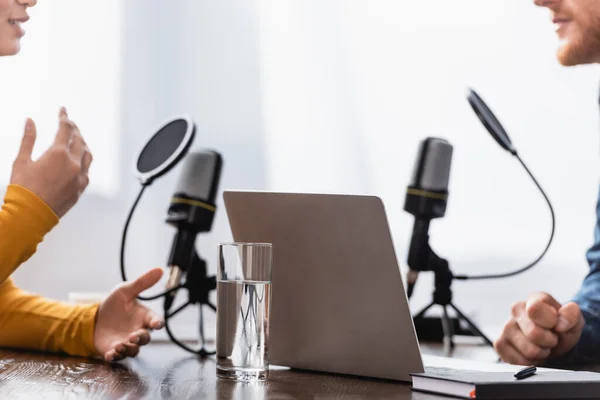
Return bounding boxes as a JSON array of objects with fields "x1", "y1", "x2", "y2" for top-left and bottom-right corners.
[
  {"x1": 173, "y1": 151, "x2": 222, "y2": 203},
  {"x1": 409, "y1": 138, "x2": 453, "y2": 192}
]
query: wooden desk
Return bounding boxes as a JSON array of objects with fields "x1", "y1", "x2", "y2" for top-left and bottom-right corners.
[{"x1": 0, "y1": 341, "x2": 499, "y2": 399}]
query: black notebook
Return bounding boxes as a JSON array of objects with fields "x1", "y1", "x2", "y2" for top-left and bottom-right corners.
[{"x1": 411, "y1": 366, "x2": 600, "y2": 399}]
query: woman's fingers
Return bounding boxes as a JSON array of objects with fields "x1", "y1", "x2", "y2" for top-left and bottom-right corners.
[
  {"x1": 121, "y1": 342, "x2": 140, "y2": 358},
  {"x1": 106, "y1": 340, "x2": 141, "y2": 362},
  {"x1": 105, "y1": 349, "x2": 124, "y2": 363},
  {"x1": 129, "y1": 329, "x2": 151, "y2": 346}
]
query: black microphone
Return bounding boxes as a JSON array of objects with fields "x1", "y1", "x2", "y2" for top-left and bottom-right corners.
[
  {"x1": 163, "y1": 150, "x2": 223, "y2": 311},
  {"x1": 404, "y1": 137, "x2": 453, "y2": 298}
]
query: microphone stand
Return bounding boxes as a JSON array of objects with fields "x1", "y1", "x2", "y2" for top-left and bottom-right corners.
[
  {"x1": 122, "y1": 149, "x2": 223, "y2": 358},
  {"x1": 409, "y1": 220, "x2": 493, "y2": 355},
  {"x1": 164, "y1": 251, "x2": 217, "y2": 357}
]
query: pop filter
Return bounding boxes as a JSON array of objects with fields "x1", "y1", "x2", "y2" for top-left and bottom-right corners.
[
  {"x1": 122, "y1": 114, "x2": 197, "y2": 301},
  {"x1": 135, "y1": 115, "x2": 196, "y2": 185},
  {"x1": 462, "y1": 87, "x2": 555, "y2": 280},
  {"x1": 466, "y1": 88, "x2": 516, "y2": 156}
]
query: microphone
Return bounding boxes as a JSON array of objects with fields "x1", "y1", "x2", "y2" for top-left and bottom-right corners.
[
  {"x1": 121, "y1": 116, "x2": 223, "y2": 356},
  {"x1": 404, "y1": 138, "x2": 453, "y2": 298},
  {"x1": 163, "y1": 150, "x2": 223, "y2": 311},
  {"x1": 402, "y1": 137, "x2": 495, "y2": 348}
]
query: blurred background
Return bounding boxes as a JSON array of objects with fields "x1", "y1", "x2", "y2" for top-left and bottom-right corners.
[{"x1": 0, "y1": 0, "x2": 599, "y2": 341}]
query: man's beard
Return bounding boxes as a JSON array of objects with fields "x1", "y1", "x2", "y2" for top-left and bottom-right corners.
[{"x1": 557, "y1": 18, "x2": 600, "y2": 66}]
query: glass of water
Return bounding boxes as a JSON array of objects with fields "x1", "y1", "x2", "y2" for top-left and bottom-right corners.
[{"x1": 216, "y1": 242, "x2": 272, "y2": 381}]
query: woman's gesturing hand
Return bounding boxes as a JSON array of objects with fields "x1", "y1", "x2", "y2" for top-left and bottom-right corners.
[{"x1": 10, "y1": 107, "x2": 93, "y2": 218}]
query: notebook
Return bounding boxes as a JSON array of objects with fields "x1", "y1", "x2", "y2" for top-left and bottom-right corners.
[{"x1": 411, "y1": 366, "x2": 600, "y2": 399}]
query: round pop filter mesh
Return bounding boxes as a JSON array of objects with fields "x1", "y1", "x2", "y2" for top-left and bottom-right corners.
[{"x1": 137, "y1": 119, "x2": 189, "y2": 174}]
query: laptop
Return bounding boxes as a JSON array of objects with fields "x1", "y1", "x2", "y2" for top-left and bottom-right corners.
[{"x1": 223, "y1": 191, "x2": 424, "y2": 381}]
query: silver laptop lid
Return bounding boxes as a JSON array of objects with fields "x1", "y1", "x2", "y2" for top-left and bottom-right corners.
[{"x1": 223, "y1": 191, "x2": 424, "y2": 381}]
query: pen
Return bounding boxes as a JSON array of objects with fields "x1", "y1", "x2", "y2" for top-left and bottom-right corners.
[{"x1": 514, "y1": 366, "x2": 537, "y2": 380}]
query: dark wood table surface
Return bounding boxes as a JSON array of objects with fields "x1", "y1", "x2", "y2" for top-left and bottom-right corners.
[{"x1": 0, "y1": 340, "x2": 501, "y2": 399}]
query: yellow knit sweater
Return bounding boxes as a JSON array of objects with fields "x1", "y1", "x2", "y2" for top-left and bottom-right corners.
[{"x1": 0, "y1": 184, "x2": 98, "y2": 357}]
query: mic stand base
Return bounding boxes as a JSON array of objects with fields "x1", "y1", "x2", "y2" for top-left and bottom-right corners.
[
  {"x1": 164, "y1": 251, "x2": 217, "y2": 358},
  {"x1": 413, "y1": 302, "x2": 494, "y2": 357},
  {"x1": 408, "y1": 234, "x2": 493, "y2": 355}
]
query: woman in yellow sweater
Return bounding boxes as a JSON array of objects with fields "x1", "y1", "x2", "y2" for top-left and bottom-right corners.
[{"x1": 0, "y1": 0, "x2": 165, "y2": 362}]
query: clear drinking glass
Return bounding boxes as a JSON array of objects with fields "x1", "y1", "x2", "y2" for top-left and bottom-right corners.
[{"x1": 216, "y1": 243, "x2": 272, "y2": 381}]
